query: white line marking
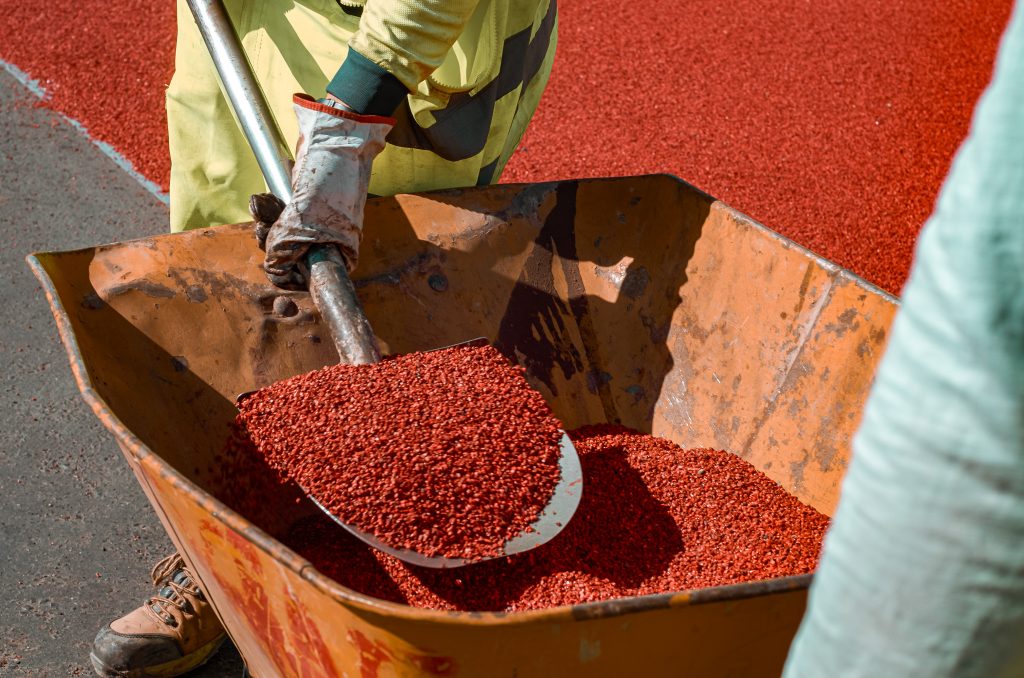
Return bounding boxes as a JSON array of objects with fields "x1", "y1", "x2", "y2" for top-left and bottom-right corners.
[{"x1": 0, "y1": 58, "x2": 170, "y2": 206}]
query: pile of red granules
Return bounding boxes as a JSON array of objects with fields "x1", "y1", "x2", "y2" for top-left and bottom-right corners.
[
  {"x1": 215, "y1": 422, "x2": 830, "y2": 612},
  {"x1": 235, "y1": 344, "x2": 563, "y2": 559}
]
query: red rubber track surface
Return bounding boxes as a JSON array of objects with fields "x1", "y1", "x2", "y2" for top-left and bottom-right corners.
[
  {"x1": 0, "y1": 0, "x2": 174, "y2": 186},
  {"x1": 0, "y1": 1, "x2": 1013, "y2": 293}
]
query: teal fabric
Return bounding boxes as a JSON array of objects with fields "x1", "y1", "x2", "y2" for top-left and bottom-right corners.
[
  {"x1": 784, "y1": 3, "x2": 1024, "y2": 676},
  {"x1": 327, "y1": 49, "x2": 407, "y2": 116}
]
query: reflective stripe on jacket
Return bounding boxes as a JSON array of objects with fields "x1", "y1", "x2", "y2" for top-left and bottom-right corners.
[{"x1": 166, "y1": 0, "x2": 556, "y2": 232}]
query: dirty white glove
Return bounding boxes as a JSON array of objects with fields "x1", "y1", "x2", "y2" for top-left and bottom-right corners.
[{"x1": 255, "y1": 93, "x2": 393, "y2": 290}]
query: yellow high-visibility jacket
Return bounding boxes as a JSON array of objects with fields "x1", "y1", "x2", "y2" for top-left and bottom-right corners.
[{"x1": 167, "y1": 0, "x2": 557, "y2": 232}]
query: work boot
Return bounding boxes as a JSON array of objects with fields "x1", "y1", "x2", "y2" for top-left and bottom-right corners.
[{"x1": 90, "y1": 553, "x2": 227, "y2": 677}]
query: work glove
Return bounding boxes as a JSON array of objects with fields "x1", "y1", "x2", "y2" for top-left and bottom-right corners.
[{"x1": 251, "y1": 93, "x2": 394, "y2": 290}]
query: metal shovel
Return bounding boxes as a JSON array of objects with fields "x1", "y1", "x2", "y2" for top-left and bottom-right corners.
[{"x1": 184, "y1": 0, "x2": 582, "y2": 568}]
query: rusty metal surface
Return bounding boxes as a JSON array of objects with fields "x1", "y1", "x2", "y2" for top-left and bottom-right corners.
[
  {"x1": 306, "y1": 244, "x2": 383, "y2": 365},
  {"x1": 29, "y1": 175, "x2": 898, "y2": 676}
]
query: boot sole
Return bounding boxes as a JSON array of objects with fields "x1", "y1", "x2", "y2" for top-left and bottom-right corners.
[{"x1": 89, "y1": 634, "x2": 227, "y2": 677}]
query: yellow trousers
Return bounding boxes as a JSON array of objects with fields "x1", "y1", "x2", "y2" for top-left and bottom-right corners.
[{"x1": 166, "y1": 0, "x2": 557, "y2": 232}]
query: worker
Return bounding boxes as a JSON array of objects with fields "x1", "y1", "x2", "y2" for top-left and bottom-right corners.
[
  {"x1": 88, "y1": 0, "x2": 558, "y2": 674},
  {"x1": 784, "y1": 2, "x2": 1024, "y2": 676}
]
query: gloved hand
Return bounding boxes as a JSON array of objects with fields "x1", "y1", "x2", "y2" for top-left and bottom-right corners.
[{"x1": 251, "y1": 93, "x2": 394, "y2": 290}]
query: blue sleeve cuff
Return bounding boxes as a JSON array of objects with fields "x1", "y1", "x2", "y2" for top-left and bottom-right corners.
[{"x1": 326, "y1": 50, "x2": 408, "y2": 117}]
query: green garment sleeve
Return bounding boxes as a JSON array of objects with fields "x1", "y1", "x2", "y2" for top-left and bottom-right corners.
[
  {"x1": 327, "y1": 0, "x2": 482, "y2": 115},
  {"x1": 326, "y1": 49, "x2": 408, "y2": 116},
  {"x1": 783, "y1": 3, "x2": 1024, "y2": 676}
]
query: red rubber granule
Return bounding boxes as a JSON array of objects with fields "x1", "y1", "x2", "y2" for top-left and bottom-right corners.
[
  {"x1": 235, "y1": 344, "x2": 564, "y2": 559},
  {"x1": 212, "y1": 423, "x2": 829, "y2": 612},
  {"x1": 211, "y1": 422, "x2": 310, "y2": 531},
  {"x1": 0, "y1": 0, "x2": 174, "y2": 186}
]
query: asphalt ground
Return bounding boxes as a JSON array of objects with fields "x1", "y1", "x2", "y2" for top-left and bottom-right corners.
[{"x1": 0, "y1": 70, "x2": 244, "y2": 675}]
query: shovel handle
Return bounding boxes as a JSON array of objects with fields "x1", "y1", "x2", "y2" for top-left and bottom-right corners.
[
  {"x1": 306, "y1": 245, "x2": 382, "y2": 365},
  {"x1": 184, "y1": 0, "x2": 381, "y2": 365},
  {"x1": 184, "y1": 0, "x2": 292, "y2": 200}
]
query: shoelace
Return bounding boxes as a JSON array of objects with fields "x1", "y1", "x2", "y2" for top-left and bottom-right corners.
[{"x1": 145, "y1": 554, "x2": 204, "y2": 627}]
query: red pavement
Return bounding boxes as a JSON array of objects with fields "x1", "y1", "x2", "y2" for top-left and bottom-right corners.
[
  {"x1": 0, "y1": 0, "x2": 174, "y2": 185},
  {"x1": 0, "y1": 1, "x2": 1013, "y2": 293}
]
